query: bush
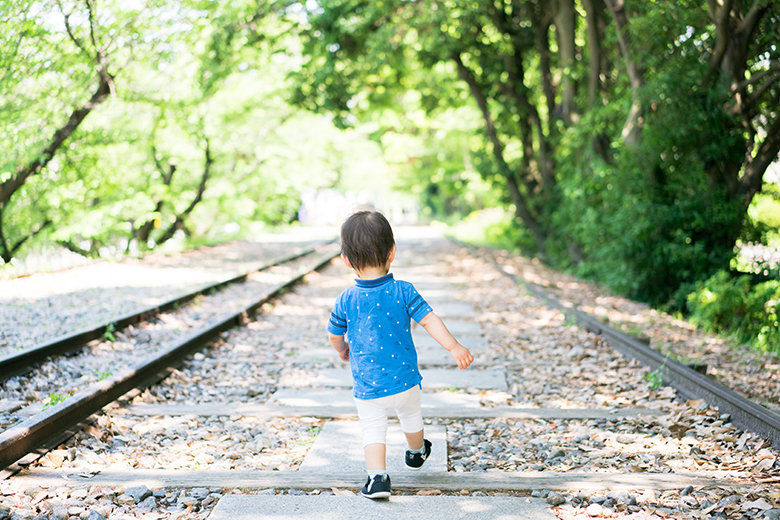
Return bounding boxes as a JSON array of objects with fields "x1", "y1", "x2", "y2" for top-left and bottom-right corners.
[{"x1": 687, "y1": 270, "x2": 780, "y2": 352}]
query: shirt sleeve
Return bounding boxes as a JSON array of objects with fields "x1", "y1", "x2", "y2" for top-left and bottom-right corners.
[
  {"x1": 327, "y1": 293, "x2": 348, "y2": 335},
  {"x1": 405, "y1": 283, "x2": 433, "y2": 323}
]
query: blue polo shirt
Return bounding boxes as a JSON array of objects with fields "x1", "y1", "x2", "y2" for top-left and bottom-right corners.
[{"x1": 328, "y1": 273, "x2": 433, "y2": 399}]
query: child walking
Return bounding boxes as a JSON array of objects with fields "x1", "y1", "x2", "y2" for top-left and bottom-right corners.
[{"x1": 327, "y1": 210, "x2": 474, "y2": 499}]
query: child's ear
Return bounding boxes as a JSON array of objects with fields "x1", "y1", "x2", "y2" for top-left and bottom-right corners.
[
  {"x1": 341, "y1": 253, "x2": 353, "y2": 269},
  {"x1": 387, "y1": 245, "x2": 396, "y2": 264}
]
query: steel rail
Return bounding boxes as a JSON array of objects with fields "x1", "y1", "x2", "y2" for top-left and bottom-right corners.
[
  {"x1": 0, "y1": 244, "x2": 340, "y2": 470},
  {"x1": 0, "y1": 240, "x2": 335, "y2": 382},
  {"x1": 451, "y1": 238, "x2": 780, "y2": 448}
]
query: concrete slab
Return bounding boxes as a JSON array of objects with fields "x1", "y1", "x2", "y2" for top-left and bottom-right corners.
[
  {"x1": 300, "y1": 422, "x2": 447, "y2": 473},
  {"x1": 208, "y1": 496, "x2": 556, "y2": 520},
  {"x1": 281, "y1": 368, "x2": 506, "y2": 391},
  {"x1": 127, "y1": 402, "x2": 664, "y2": 420},
  {"x1": 413, "y1": 335, "x2": 489, "y2": 351},
  {"x1": 415, "y1": 347, "x2": 456, "y2": 365},
  {"x1": 421, "y1": 368, "x2": 507, "y2": 391},
  {"x1": 413, "y1": 319, "x2": 482, "y2": 336},
  {"x1": 17, "y1": 467, "x2": 742, "y2": 492},
  {"x1": 296, "y1": 347, "x2": 340, "y2": 363},
  {"x1": 407, "y1": 283, "x2": 456, "y2": 293},
  {"x1": 428, "y1": 302, "x2": 475, "y2": 318},
  {"x1": 268, "y1": 389, "x2": 484, "y2": 409},
  {"x1": 414, "y1": 289, "x2": 464, "y2": 302}
]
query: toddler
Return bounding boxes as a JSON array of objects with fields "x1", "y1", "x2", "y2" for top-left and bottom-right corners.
[{"x1": 327, "y1": 210, "x2": 473, "y2": 499}]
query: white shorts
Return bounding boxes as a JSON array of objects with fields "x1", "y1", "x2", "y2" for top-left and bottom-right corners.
[{"x1": 353, "y1": 386, "x2": 424, "y2": 447}]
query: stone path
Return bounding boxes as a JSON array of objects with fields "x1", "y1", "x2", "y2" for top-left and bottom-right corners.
[
  {"x1": 194, "y1": 238, "x2": 655, "y2": 518},
  {"x1": 208, "y1": 495, "x2": 557, "y2": 520}
]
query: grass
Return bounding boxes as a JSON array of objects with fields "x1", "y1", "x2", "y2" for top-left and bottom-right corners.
[
  {"x1": 42, "y1": 391, "x2": 74, "y2": 410},
  {"x1": 102, "y1": 322, "x2": 116, "y2": 342}
]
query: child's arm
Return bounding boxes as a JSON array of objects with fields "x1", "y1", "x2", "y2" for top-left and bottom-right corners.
[
  {"x1": 418, "y1": 312, "x2": 473, "y2": 370},
  {"x1": 328, "y1": 332, "x2": 350, "y2": 362}
]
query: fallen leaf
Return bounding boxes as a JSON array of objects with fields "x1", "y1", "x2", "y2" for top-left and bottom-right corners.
[
  {"x1": 742, "y1": 498, "x2": 772, "y2": 511},
  {"x1": 737, "y1": 432, "x2": 752, "y2": 450},
  {"x1": 756, "y1": 457, "x2": 776, "y2": 471},
  {"x1": 83, "y1": 425, "x2": 102, "y2": 440},
  {"x1": 331, "y1": 487, "x2": 355, "y2": 497}
]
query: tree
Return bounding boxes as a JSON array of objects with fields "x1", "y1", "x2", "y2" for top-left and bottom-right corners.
[
  {"x1": 0, "y1": 0, "x2": 122, "y2": 263},
  {"x1": 293, "y1": 0, "x2": 780, "y2": 306}
]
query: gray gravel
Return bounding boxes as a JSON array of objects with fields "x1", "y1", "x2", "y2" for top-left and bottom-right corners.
[
  {"x1": 0, "y1": 234, "x2": 332, "y2": 356},
  {"x1": 2, "y1": 230, "x2": 778, "y2": 520},
  {"x1": 0, "y1": 237, "x2": 335, "y2": 432}
]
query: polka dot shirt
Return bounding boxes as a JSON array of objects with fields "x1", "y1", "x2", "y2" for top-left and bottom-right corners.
[{"x1": 328, "y1": 273, "x2": 432, "y2": 399}]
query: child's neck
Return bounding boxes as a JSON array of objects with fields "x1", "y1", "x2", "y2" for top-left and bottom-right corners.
[{"x1": 354, "y1": 266, "x2": 390, "y2": 280}]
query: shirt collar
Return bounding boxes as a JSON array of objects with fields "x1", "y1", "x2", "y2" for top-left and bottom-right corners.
[{"x1": 355, "y1": 273, "x2": 394, "y2": 288}]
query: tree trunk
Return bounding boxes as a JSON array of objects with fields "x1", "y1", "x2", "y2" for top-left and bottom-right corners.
[
  {"x1": 554, "y1": 0, "x2": 578, "y2": 125},
  {"x1": 0, "y1": 208, "x2": 52, "y2": 264},
  {"x1": 156, "y1": 142, "x2": 212, "y2": 246},
  {"x1": 529, "y1": 3, "x2": 556, "y2": 134},
  {"x1": 582, "y1": 0, "x2": 605, "y2": 107},
  {"x1": 453, "y1": 53, "x2": 547, "y2": 252},
  {"x1": 706, "y1": 0, "x2": 776, "y2": 208},
  {"x1": 603, "y1": 0, "x2": 644, "y2": 145}
]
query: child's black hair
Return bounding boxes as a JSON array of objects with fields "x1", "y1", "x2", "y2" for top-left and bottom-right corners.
[{"x1": 340, "y1": 211, "x2": 395, "y2": 271}]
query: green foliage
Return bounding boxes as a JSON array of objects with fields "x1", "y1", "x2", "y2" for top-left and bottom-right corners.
[
  {"x1": 0, "y1": 0, "x2": 394, "y2": 267},
  {"x1": 553, "y1": 51, "x2": 746, "y2": 307},
  {"x1": 645, "y1": 368, "x2": 664, "y2": 391},
  {"x1": 102, "y1": 322, "x2": 116, "y2": 342},
  {"x1": 449, "y1": 207, "x2": 535, "y2": 253},
  {"x1": 687, "y1": 271, "x2": 780, "y2": 352},
  {"x1": 42, "y1": 391, "x2": 73, "y2": 410}
]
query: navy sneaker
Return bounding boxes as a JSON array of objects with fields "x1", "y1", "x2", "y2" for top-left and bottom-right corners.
[
  {"x1": 361, "y1": 473, "x2": 391, "y2": 499},
  {"x1": 405, "y1": 439, "x2": 432, "y2": 470}
]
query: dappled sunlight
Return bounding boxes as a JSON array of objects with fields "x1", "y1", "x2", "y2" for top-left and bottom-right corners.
[{"x1": 33, "y1": 413, "x2": 324, "y2": 472}]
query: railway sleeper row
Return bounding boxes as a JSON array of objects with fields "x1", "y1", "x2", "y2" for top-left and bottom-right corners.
[{"x1": 1, "y1": 235, "x2": 779, "y2": 520}]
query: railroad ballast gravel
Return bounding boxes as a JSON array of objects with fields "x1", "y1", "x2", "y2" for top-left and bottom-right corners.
[
  {"x1": 0, "y1": 248, "x2": 333, "y2": 432},
  {"x1": 2, "y1": 232, "x2": 779, "y2": 520}
]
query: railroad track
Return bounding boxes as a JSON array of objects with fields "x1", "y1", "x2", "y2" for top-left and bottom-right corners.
[
  {"x1": 0, "y1": 242, "x2": 341, "y2": 473},
  {"x1": 1, "y1": 231, "x2": 778, "y2": 520},
  {"x1": 453, "y1": 239, "x2": 780, "y2": 450},
  {"x1": 0, "y1": 241, "x2": 334, "y2": 383}
]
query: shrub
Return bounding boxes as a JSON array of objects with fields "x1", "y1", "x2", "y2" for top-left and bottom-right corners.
[{"x1": 687, "y1": 271, "x2": 780, "y2": 352}]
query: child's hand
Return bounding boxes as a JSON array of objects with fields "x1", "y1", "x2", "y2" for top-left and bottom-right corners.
[
  {"x1": 337, "y1": 345, "x2": 350, "y2": 362},
  {"x1": 449, "y1": 344, "x2": 473, "y2": 370}
]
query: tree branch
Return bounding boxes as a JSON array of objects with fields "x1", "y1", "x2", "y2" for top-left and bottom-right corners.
[
  {"x1": 0, "y1": 216, "x2": 52, "y2": 263},
  {"x1": 0, "y1": 74, "x2": 112, "y2": 208},
  {"x1": 603, "y1": 0, "x2": 644, "y2": 145},
  {"x1": 57, "y1": 0, "x2": 89, "y2": 56},
  {"x1": 706, "y1": 0, "x2": 735, "y2": 85},
  {"x1": 453, "y1": 52, "x2": 545, "y2": 250},
  {"x1": 157, "y1": 141, "x2": 212, "y2": 245},
  {"x1": 86, "y1": 0, "x2": 100, "y2": 52},
  {"x1": 732, "y1": 62, "x2": 780, "y2": 92},
  {"x1": 744, "y1": 72, "x2": 780, "y2": 110},
  {"x1": 739, "y1": 97, "x2": 780, "y2": 206},
  {"x1": 737, "y1": 0, "x2": 771, "y2": 42}
]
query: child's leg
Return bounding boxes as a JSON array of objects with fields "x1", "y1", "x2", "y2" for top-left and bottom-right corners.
[
  {"x1": 403, "y1": 430, "x2": 424, "y2": 451},
  {"x1": 364, "y1": 443, "x2": 386, "y2": 471},
  {"x1": 393, "y1": 386, "x2": 425, "y2": 449},
  {"x1": 354, "y1": 396, "x2": 390, "y2": 471}
]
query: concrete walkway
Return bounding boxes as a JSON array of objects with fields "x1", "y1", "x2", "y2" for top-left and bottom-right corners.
[
  {"x1": 205, "y1": 244, "x2": 556, "y2": 518},
  {"x1": 209, "y1": 496, "x2": 557, "y2": 520}
]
